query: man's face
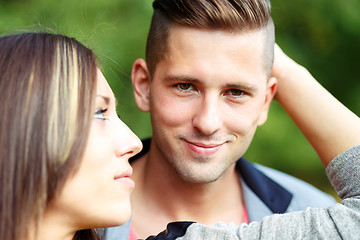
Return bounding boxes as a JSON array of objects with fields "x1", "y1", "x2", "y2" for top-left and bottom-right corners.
[{"x1": 138, "y1": 25, "x2": 276, "y2": 183}]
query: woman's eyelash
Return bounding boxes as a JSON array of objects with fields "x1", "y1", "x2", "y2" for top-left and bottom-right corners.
[{"x1": 94, "y1": 108, "x2": 109, "y2": 120}]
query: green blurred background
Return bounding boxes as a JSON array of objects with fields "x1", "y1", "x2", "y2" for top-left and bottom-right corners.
[{"x1": 1, "y1": 0, "x2": 359, "y2": 200}]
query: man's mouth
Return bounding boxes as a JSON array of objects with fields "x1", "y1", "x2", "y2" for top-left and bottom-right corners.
[{"x1": 185, "y1": 140, "x2": 224, "y2": 155}]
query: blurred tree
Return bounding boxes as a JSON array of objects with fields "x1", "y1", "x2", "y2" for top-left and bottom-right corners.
[{"x1": 247, "y1": 0, "x2": 360, "y2": 198}]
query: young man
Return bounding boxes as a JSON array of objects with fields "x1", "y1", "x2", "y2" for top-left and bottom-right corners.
[
  {"x1": 105, "y1": 0, "x2": 336, "y2": 239},
  {"x1": 143, "y1": 45, "x2": 360, "y2": 239}
]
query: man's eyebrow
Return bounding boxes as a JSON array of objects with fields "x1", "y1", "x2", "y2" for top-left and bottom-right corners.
[
  {"x1": 223, "y1": 83, "x2": 258, "y2": 93},
  {"x1": 164, "y1": 75, "x2": 199, "y2": 83},
  {"x1": 165, "y1": 75, "x2": 258, "y2": 92}
]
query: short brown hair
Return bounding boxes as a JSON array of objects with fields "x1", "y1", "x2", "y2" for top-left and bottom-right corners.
[
  {"x1": 0, "y1": 33, "x2": 99, "y2": 240},
  {"x1": 146, "y1": 0, "x2": 274, "y2": 77}
]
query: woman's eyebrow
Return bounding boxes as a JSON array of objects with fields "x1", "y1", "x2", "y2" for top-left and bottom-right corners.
[
  {"x1": 96, "y1": 95, "x2": 111, "y2": 105},
  {"x1": 96, "y1": 94, "x2": 118, "y2": 107}
]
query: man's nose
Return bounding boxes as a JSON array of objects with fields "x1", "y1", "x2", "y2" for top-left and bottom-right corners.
[{"x1": 192, "y1": 94, "x2": 222, "y2": 135}]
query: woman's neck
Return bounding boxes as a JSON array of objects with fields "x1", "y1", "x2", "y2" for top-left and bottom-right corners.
[{"x1": 32, "y1": 210, "x2": 76, "y2": 240}]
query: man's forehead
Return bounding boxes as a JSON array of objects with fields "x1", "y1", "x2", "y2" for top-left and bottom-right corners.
[
  {"x1": 165, "y1": 24, "x2": 267, "y2": 61},
  {"x1": 167, "y1": 23, "x2": 267, "y2": 40}
]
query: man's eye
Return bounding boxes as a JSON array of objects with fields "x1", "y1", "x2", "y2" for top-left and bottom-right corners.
[
  {"x1": 94, "y1": 108, "x2": 108, "y2": 120},
  {"x1": 177, "y1": 83, "x2": 193, "y2": 91},
  {"x1": 228, "y1": 89, "x2": 246, "y2": 97}
]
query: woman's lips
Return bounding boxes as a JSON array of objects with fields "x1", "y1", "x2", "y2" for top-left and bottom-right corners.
[{"x1": 114, "y1": 168, "x2": 135, "y2": 188}]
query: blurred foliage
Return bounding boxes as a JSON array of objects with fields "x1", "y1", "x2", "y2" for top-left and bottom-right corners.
[{"x1": 1, "y1": 0, "x2": 359, "y2": 199}]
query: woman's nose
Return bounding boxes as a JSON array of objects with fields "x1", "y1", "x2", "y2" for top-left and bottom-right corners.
[{"x1": 114, "y1": 118, "x2": 143, "y2": 159}]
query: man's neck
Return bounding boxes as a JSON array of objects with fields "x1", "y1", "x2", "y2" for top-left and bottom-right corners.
[{"x1": 131, "y1": 145, "x2": 244, "y2": 239}]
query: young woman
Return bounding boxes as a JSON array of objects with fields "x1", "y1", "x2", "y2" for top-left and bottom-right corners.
[{"x1": 0, "y1": 32, "x2": 142, "y2": 240}]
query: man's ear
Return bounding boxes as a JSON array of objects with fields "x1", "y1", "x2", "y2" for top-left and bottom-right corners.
[
  {"x1": 257, "y1": 76, "x2": 278, "y2": 126},
  {"x1": 132, "y1": 58, "x2": 151, "y2": 112}
]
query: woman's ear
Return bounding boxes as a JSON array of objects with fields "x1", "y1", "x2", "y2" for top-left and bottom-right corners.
[
  {"x1": 132, "y1": 58, "x2": 151, "y2": 112},
  {"x1": 257, "y1": 76, "x2": 278, "y2": 126}
]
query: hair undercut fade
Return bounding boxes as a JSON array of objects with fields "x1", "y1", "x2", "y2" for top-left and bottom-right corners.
[{"x1": 146, "y1": 0, "x2": 275, "y2": 78}]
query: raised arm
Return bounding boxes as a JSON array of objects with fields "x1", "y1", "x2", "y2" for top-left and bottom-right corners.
[{"x1": 272, "y1": 44, "x2": 360, "y2": 167}]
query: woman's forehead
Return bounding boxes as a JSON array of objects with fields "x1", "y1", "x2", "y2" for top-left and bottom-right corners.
[{"x1": 96, "y1": 69, "x2": 114, "y2": 99}]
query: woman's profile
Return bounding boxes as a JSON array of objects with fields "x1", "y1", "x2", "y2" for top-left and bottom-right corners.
[{"x1": 0, "y1": 32, "x2": 142, "y2": 240}]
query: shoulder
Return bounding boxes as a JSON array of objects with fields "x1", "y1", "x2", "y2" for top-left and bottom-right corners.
[
  {"x1": 253, "y1": 163, "x2": 336, "y2": 209},
  {"x1": 104, "y1": 219, "x2": 131, "y2": 240}
]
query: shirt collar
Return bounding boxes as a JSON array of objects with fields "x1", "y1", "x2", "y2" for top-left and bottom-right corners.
[
  {"x1": 131, "y1": 138, "x2": 293, "y2": 214},
  {"x1": 236, "y1": 157, "x2": 293, "y2": 214}
]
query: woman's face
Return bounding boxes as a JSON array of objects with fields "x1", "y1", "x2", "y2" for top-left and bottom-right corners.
[{"x1": 47, "y1": 69, "x2": 142, "y2": 230}]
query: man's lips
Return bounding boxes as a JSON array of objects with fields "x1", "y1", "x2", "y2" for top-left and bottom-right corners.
[{"x1": 185, "y1": 140, "x2": 224, "y2": 155}]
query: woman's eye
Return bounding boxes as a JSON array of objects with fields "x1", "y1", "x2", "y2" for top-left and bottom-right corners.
[
  {"x1": 176, "y1": 83, "x2": 193, "y2": 91},
  {"x1": 94, "y1": 108, "x2": 108, "y2": 120}
]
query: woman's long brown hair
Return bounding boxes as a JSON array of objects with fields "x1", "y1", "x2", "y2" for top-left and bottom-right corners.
[{"x1": 0, "y1": 32, "x2": 101, "y2": 240}]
